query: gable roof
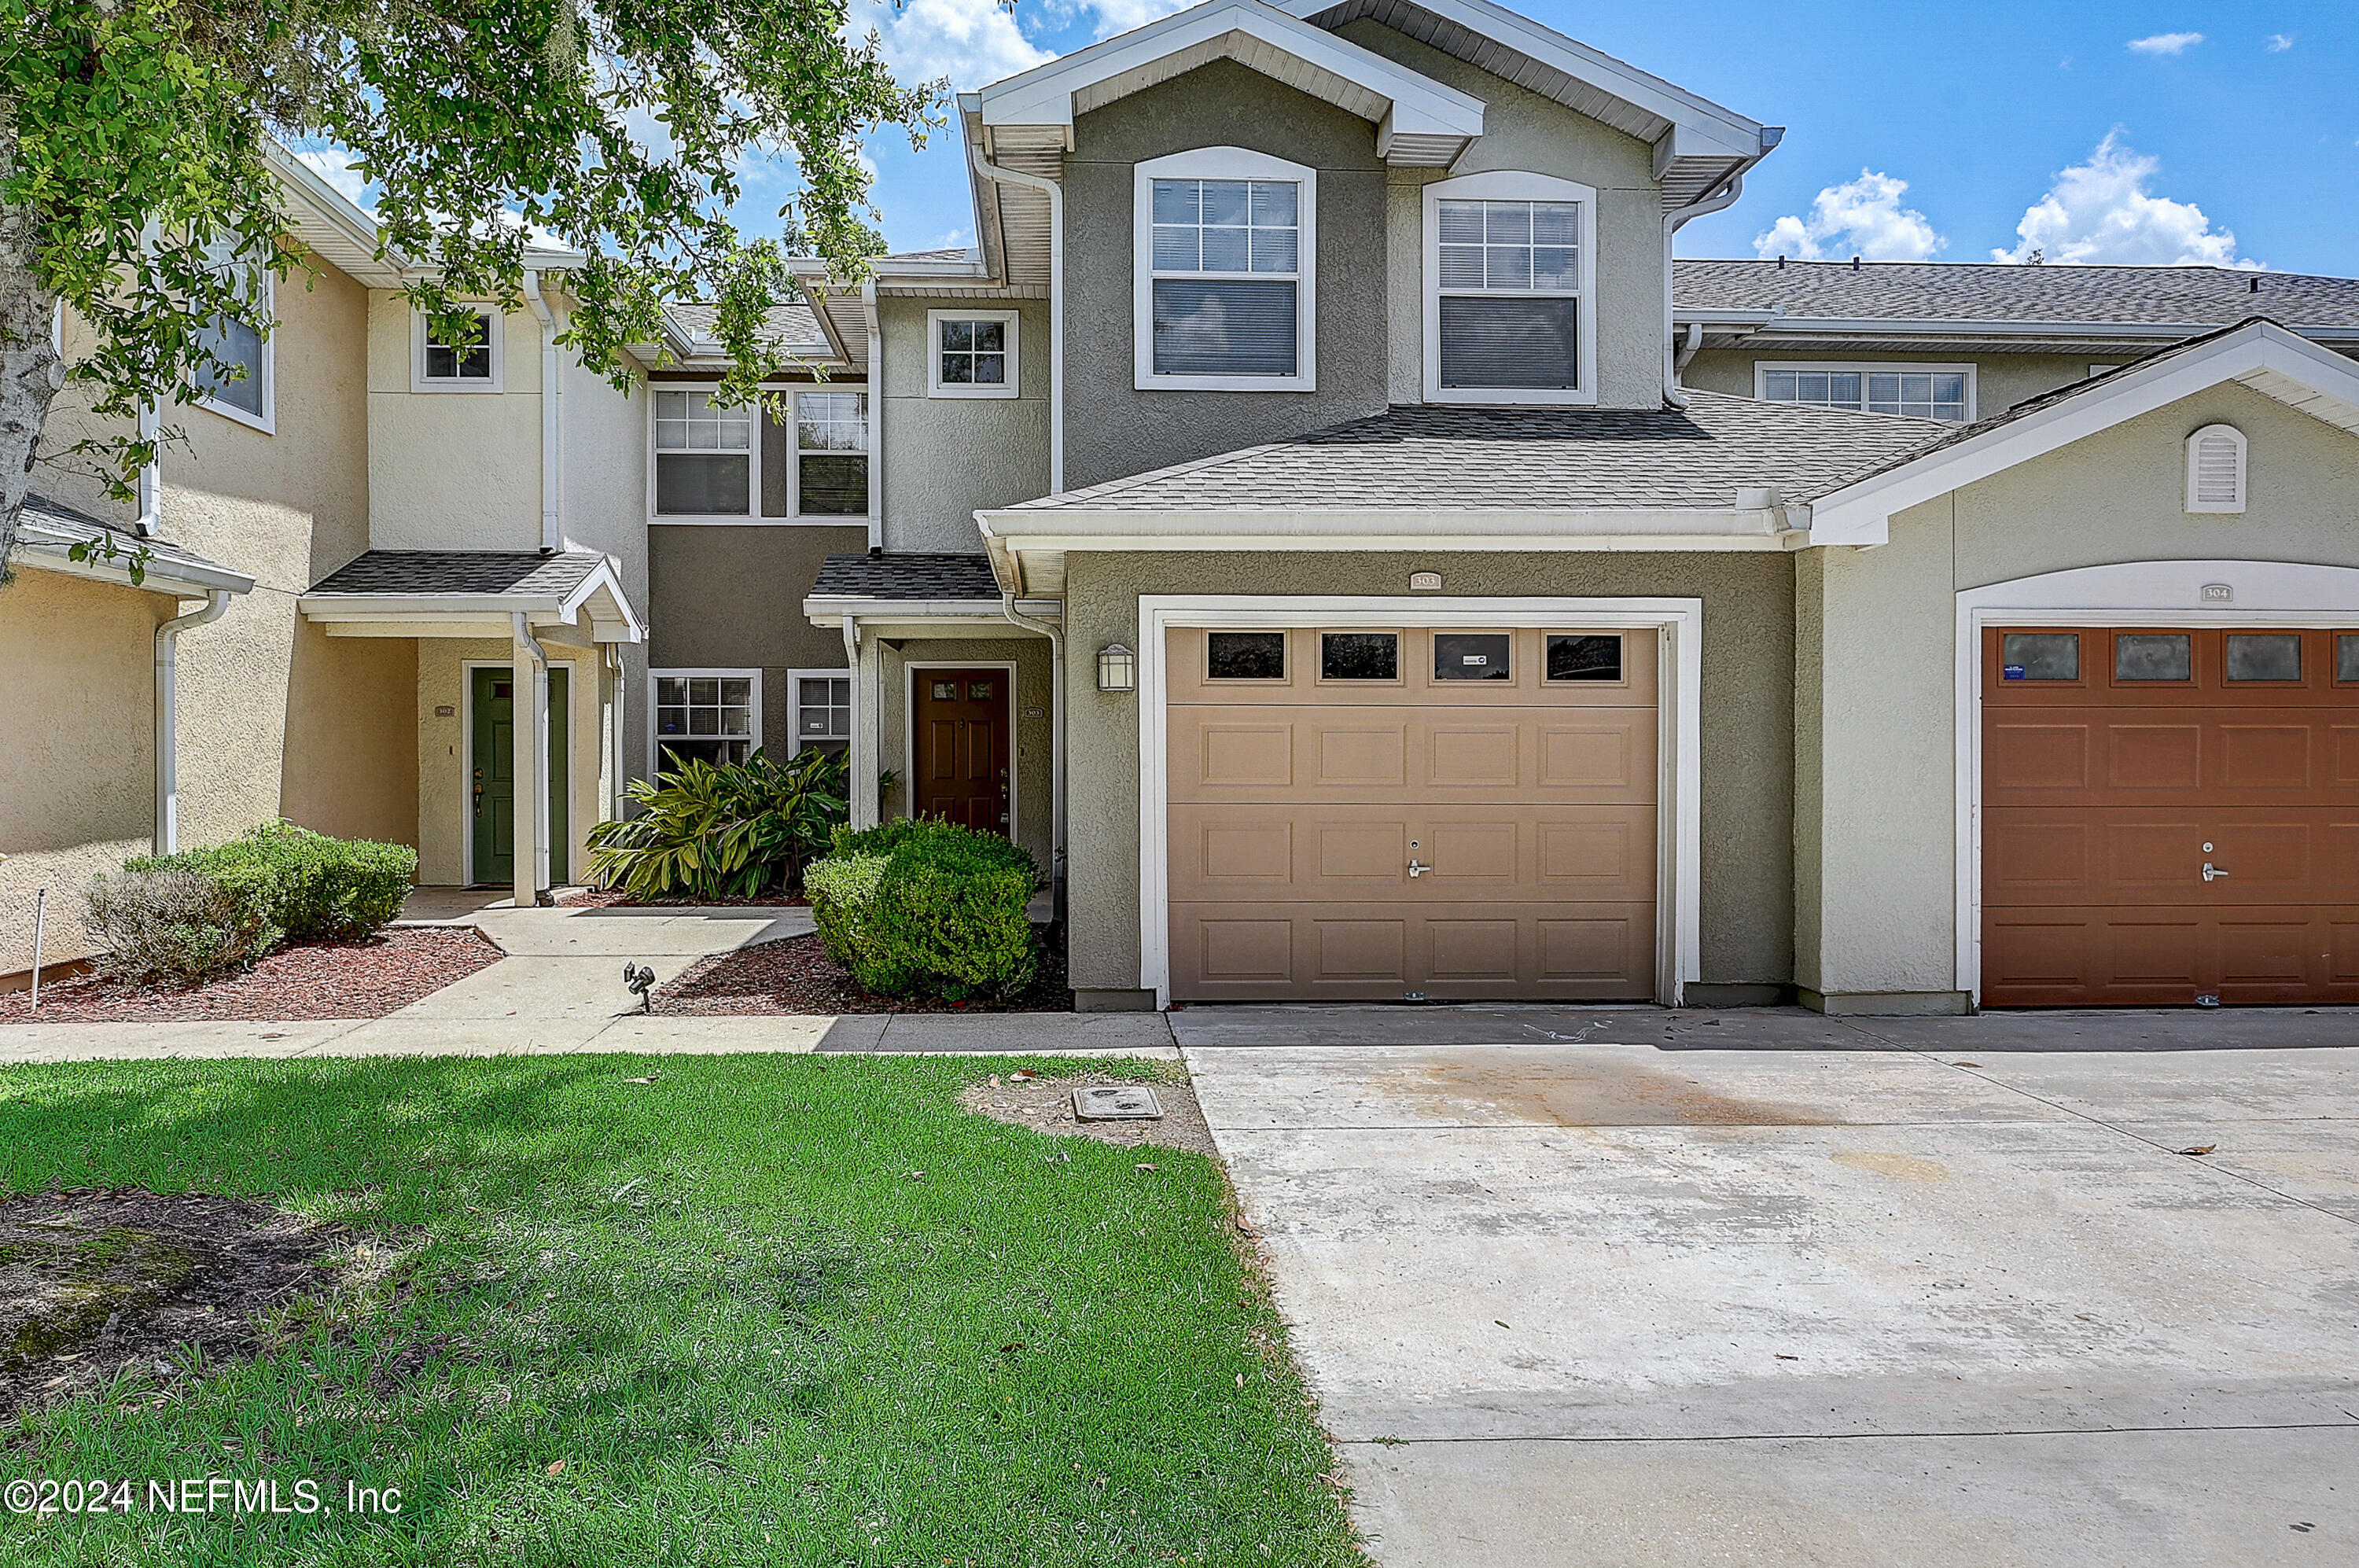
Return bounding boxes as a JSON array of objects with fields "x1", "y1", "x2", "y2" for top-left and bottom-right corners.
[
  {"x1": 1806, "y1": 318, "x2": 2359, "y2": 545},
  {"x1": 1674, "y1": 259, "x2": 2359, "y2": 353},
  {"x1": 300, "y1": 549, "x2": 645, "y2": 641},
  {"x1": 15, "y1": 494, "x2": 256, "y2": 596}
]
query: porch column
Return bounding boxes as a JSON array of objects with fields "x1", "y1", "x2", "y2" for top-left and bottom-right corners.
[
  {"x1": 511, "y1": 613, "x2": 551, "y2": 907},
  {"x1": 845, "y1": 615, "x2": 881, "y2": 828}
]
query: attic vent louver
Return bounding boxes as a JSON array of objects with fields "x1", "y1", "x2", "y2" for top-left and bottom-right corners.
[{"x1": 2185, "y1": 424, "x2": 2247, "y2": 514}]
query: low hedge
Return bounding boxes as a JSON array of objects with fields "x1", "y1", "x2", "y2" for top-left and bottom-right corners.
[
  {"x1": 805, "y1": 819, "x2": 1040, "y2": 1001},
  {"x1": 91, "y1": 820, "x2": 418, "y2": 983}
]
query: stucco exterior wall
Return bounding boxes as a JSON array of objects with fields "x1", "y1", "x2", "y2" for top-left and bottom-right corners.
[
  {"x1": 1061, "y1": 550, "x2": 1797, "y2": 1002},
  {"x1": 880, "y1": 296, "x2": 1052, "y2": 552},
  {"x1": 1062, "y1": 58, "x2": 1390, "y2": 491},
  {"x1": 1683, "y1": 349, "x2": 2110, "y2": 422},
  {"x1": 1341, "y1": 19, "x2": 1667, "y2": 410},
  {"x1": 556, "y1": 349, "x2": 657, "y2": 786},
  {"x1": 365, "y1": 294, "x2": 544, "y2": 551},
  {"x1": 1802, "y1": 381, "x2": 2359, "y2": 1008},
  {"x1": 874, "y1": 635, "x2": 1056, "y2": 875},
  {"x1": 646, "y1": 524, "x2": 866, "y2": 759},
  {"x1": 0, "y1": 570, "x2": 172, "y2": 974},
  {"x1": 414, "y1": 634, "x2": 607, "y2": 886},
  {"x1": 280, "y1": 626, "x2": 418, "y2": 845}
]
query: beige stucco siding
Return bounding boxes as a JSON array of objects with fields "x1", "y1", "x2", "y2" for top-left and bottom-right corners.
[
  {"x1": 1801, "y1": 382, "x2": 2359, "y2": 1007},
  {"x1": 1683, "y1": 350, "x2": 2109, "y2": 423},
  {"x1": 880, "y1": 297, "x2": 1051, "y2": 553},
  {"x1": 0, "y1": 570, "x2": 172, "y2": 973},
  {"x1": 365, "y1": 294, "x2": 544, "y2": 551},
  {"x1": 1061, "y1": 551, "x2": 1797, "y2": 999},
  {"x1": 875, "y1": 635, "x2": 1056, "y2": 876}
]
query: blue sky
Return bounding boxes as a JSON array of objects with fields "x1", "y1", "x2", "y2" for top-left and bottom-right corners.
[{"x1": 839, "y1": 0, "x2": 2359, "y2": 273}]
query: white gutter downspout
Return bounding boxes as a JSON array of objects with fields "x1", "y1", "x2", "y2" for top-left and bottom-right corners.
[
  {"x1": 134, "y1": 402, "x2": 160, "y2": 536},
  {"x1": 522, "y1": 271, "x2": 563, "y2": 551},
  {"x1": 511, "y1": 611, "x2": 552, "y2": 906},
  {"x1": 969, "y1": 145, "x2": 1064, "y2": 492},
  {"x1": 154, "y1": 590, "x2": 232, "y2": 854},
  {"x1": 1002, "y1": 595, "x2": 1065, "y2": 924},
  {"x1": 863, "y1": 282, "x2": 885, "y2": 551},
  {"x1": 1662, "y1": 176, "x2": 1750, "y2": 409}
]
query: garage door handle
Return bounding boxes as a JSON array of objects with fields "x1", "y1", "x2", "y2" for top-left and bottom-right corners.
[
  {"x1": 1407, "y1": 859, "x2": 1431, "y2": 878},
  {"x1": 2202, "y1": 862, "x2": 2228, "y2": 882}
]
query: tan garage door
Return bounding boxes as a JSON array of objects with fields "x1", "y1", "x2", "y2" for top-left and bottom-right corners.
[
  {"x1": 1982, "y1": 625, "x2": 2359, "y2": 1007},
  {"x1": 1168, "y1": 625, "x2": 1658, "y2": 1002}
]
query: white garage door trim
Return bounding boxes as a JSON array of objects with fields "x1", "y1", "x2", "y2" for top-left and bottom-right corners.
[
  {"x1": 1952, "y1": 558, "x2": 2359, "y2": 1005},
  {"x1": 1139, "y1": 595, "x2": 1704, "y2": 1009}
]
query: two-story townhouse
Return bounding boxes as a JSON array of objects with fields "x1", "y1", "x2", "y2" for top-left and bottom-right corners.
[{"x1": 775, "y1": 0, "x2": 2359, "y2": 1017}]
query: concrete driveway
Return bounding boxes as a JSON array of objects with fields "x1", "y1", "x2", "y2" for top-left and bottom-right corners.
[{"x1": 1177, "y1": 1007, "x2": 2359, "y2": 1566}]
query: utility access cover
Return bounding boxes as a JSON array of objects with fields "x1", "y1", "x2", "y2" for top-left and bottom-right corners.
[{"x1": 1073, "y1": 1085, "x2": 1164, "y2": 1121}]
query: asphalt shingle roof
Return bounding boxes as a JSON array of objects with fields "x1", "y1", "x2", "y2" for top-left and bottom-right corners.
[
  {"x1": 810, "y1": 553, "x2": 1003, "y2": 601},
  {"x1": 19, "y1": 493, "x2": 246, "y2": 584},
  {"x1": 1674, "y1": 259, "x2": 2359, "y2": 328},
  {"x1": 661, "y1": 301, "x2": 826, "y2": 348},
  {"x1": 1006, "y1": 392, "x2": 1949, "y2": 513},
  {"x1": 307, "y1": 550, "x2": 606, "y2": 597}
]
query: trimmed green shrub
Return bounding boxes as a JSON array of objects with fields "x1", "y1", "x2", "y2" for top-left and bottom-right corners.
[
  {"x1": 805, "y1": 819, "x2": 1040, "y2": 1001},
  {"x1": 85, "y1": 868, "x2": 281, "y2": 985},
  {"x1": 587, "y1": 749, "x2": 848, "y2": 900},
  {"x1": 127, "y1": 819, "x2": 417, "y2": 944}
]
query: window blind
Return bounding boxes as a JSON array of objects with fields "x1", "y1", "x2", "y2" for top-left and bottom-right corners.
[
  {"x1": 1437, "y1": 296, "x2": 1577, "y2": 390},
  {"x1": 1152, "y1": 279, "x2": 1298, "y2": 377}
]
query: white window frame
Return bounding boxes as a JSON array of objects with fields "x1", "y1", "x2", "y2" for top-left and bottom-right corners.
[
  {"x1": 1422, "y1": 171, "x2": 1595, "y2": 408},
  {"x1": 788, "y1": 388, "x2": 872, "y2": 521},
  {"x1": 647, "y1": 667, "x2": 763, "y2": 775},
  {"x1": 411, "y1": 304, "x2": 505, "y2": 392},
  {"x1": 1134, "y1": 147, "x2": 1316, "y2": 394},
  {"x1": 194, "y1": 262, "x2": 275, "y2": 434},
  {"x1": 786, "y1": 666, "x2": 856, "y2": 753},
  {"x1": 1754, "y1": 360, "x2": 1978, "y2": 422},
  {"x1": 2184, "y1": 422, "x2": 2247, "y2": 513},
  {"x1": 646, "y1": 382, "x2": 873, "y2": 526},
  {"x1": 926, "y1": 308, "x2": 1020, "y2": 399}
]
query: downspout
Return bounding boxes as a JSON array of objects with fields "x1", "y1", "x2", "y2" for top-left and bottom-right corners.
[
  {"x1": 134, "y1": 402, "x2": 160, "y2": 536},
  {"x1": 511, "y1": 611, "x2": 552, "y2": 905},
  {"x1": 522, "y1": 270, "x2": 563, "y2": 551},
  {"x1": 969, "y1": 145, "x2": 1064, "y2": 493},
  {"x1": 863, "y1": 282, "x2": 884, "y2": 551},
  {"x1": 154, "y1": 590, "x2": 232, "y2": 854},
  {"x1": 1003, "y1": 596, "x2": 1065, "y2": 926},
  {"x1": 1662, "y1": 176, "x2": 1747, "y2": 409}
]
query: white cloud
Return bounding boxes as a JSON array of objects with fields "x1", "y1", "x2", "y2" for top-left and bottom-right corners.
[
  {"x1": 1752, "y1": 171, "x2": 1946, "y2": 263},
  {"x1": 2127, "y1": 31, "x2": 2203, "y2": 56},
  {"x1": 293, "y1": 147, "x2": 374, "y2": 210},
  {"x1": 1994, "y1": 133, "x2": 2254, "y2": 267},
  {"x1": 1082, "y1": 0, "x2": 1193, "y2": 39},
  {"x1": 2266, "y1": 33, "x2": 2295, "y2": 52},
  {"x1": 851, "y1": 0, "x2": 1052, "y2": 89}
]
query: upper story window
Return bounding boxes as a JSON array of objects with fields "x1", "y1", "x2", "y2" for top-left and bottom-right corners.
[
  {"x1": 1134, "y1": 147, "x2": 1316, "y2": 393},
  {"x1": 192, "y1": 247, "x2": 274, "y2": 432},
  {"x1": 650, "y1": 386, "x2": 870, "y2": 522},
  {"x1": 414, "y1": 306, "x2": 502, "y2": 392},
  {"x1": 929, "y1": 309, "x2": 1018, "y2": 398},
  {"x1": 1758, "y1": 363, "x2": 1974, "y2": 422},
  {"x1": 1422, "y1": 171, "x2": 1594, "y2": 407}
]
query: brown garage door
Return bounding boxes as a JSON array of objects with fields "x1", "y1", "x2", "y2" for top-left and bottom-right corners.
[
  {"x1": 1168, "y1": 625, "x2": 1658, "y2": 1002},
  {"x1": 1982, "y1": 625, "x2": 2359, "y2": 1007}
]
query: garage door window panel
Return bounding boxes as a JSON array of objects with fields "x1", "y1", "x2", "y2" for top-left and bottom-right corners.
[
  {"x1": 2001, "y1": 632, "x2": 2080, "y2": 683},
  {"x1": 1547, "y1": 633, "x2": 1623, "y2": 683},
  {"x1": 1207, "y1": 631, "x2": 1286, "y2": 682},
  {"x1": 2227, "y1": 634, "x2": 2302, "y2": 684},
  {"x1": 2114, "y1": 633, "x2": 2192, "y2": 683},
  {"x1": 1319, "y1": 632, "x2": 1399, "y2": 683},
  {"x1": 2339, "y1": 635, "x2": 2359, "y2": 684},
  {"x1": 1435, "y1": 632, "x2": 1511, "y2": 682}
]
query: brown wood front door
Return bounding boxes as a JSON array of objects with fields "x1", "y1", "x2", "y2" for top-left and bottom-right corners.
[
  {"x1": 1981, "y1": 625, "x2": 2359, "y2": 1007},
  {"x1": 913, "y1": 668, "x2": 1011, "y2": 837}
]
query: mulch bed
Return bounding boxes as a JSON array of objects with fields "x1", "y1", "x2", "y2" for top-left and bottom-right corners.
[
  {"x1": 0, "y1": 1190, "x2": 358, "y2": 1416},
  {"x1": 0, "y1": 929, "x2": 501, "y2": 1025},
  {"x1": 959, "y1": 1069, "x2": 1216, "y2": 1157},
  {"x1": 653, "y1": 930, "x2": 1074, "y2": 1015}
]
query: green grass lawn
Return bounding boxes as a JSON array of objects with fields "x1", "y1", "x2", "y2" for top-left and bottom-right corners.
[{"x1": 0, "y1": 1055, "x2": 1362, "y2": 1567}]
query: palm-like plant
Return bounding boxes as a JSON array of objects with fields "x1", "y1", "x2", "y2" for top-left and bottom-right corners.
[{"x1": 587, "y1": 749, "x2": 849, "y2": 900}]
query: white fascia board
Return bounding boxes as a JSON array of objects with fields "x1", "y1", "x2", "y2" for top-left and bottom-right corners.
[
  {"x1": 1757, "y1": 315, "x2": 2359, "y2": 344},
  {"x1": 980, "y1": 0, "x2": 1483, "y2": 144},
  {"x1": 561, "y1": 564, "x2": 648, "y2": 642},
  {"x1": 1283, "y1": 0, "x2": 1761, "y2": 152},
  {"x1": 1672, "y1": 307, "x2": 1782, "y2": 326},
  {"x1": 1809, "y1": 320, "x2": 2359, "y2": 546},
  {"x1": 979, "y1": 506, "x2": 1788, "y2": 540},
  {"x1": 15, "y1": 539, "x2": 256, "y2": 598},
  {"x1": 800, "y1": 596, "x2": 1020, "y2": 628}
]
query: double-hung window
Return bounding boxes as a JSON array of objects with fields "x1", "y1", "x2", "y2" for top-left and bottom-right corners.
[
  {"x1": 792, "y1": 392, "x2": 869, "y2": 514},
  {"x1": 654, "y1": 386, "x2": 867, "y2": 520},
  {"x1": 414, "y1": 306, "x2": 502, "y2": 390},
  {"x1": 653, "y1": 390, "x2": 753, "y2": 515},
  {"x1": 1135, "y1": 149, "x2": 1315, "y2": 392},
  {"x1": 788, "y1": 668, "x2": 854, "y2": 755},
  {"x1": 192, "y1": 245, "x2": 274, "y2": 431},
  {"x1": 1757, "y1": 364, "x2": 1974, "y2": 422},
  {"x1": 652, "y1": 670, "x2": 759, "y2": 771},
  {"x1": 1422, "y1": 172, "x2": 1594, "y2": 405}
]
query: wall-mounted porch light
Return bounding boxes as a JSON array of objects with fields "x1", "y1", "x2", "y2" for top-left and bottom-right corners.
[{"x1": 1097, "y1": 642, "x2": 1137, "y2": 692}]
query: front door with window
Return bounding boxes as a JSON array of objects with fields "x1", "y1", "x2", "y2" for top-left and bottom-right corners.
[
  {"x1": 471, "y1": 665, "x2": 569, "y2": 885},
  {"x1": 912, "y1": 669, "x2": 1010, "y2": 836}
]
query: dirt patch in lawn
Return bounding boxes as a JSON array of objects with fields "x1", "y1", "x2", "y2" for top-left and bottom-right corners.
[
  {"x1": 0, "y1": 1190, "x2": 371, "y2": 1415},
  {"x1": 653, "y1": 931, "x2": 1075, "y2": 1015},
  {"x1": 959, "y1": 1069, "x2": 1216, "y2": 1157},
  {"x1": 1, "y1": 929, "x2": 501, "y2": 1025}
]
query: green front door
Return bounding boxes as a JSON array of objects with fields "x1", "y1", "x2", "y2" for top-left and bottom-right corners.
[{"x1": 470, "y1": 665, "x2": 569, "y2": 886}]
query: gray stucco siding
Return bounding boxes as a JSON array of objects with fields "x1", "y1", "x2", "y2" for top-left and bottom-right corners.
[
  {"x1": 880, "y1": 296, "x2": 1051, "y2": 553},
  {"x1": 1062, "y1": 59, "x2": 1391, "y2": 491},
  {"x1": 1061, "y1": 550, "x2": 1798, "y2": 999}
]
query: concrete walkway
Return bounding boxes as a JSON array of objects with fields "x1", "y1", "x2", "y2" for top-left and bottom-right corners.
[{"x1": 1180, "y1": 1009, "x2": 2359, "y2": 1566}]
